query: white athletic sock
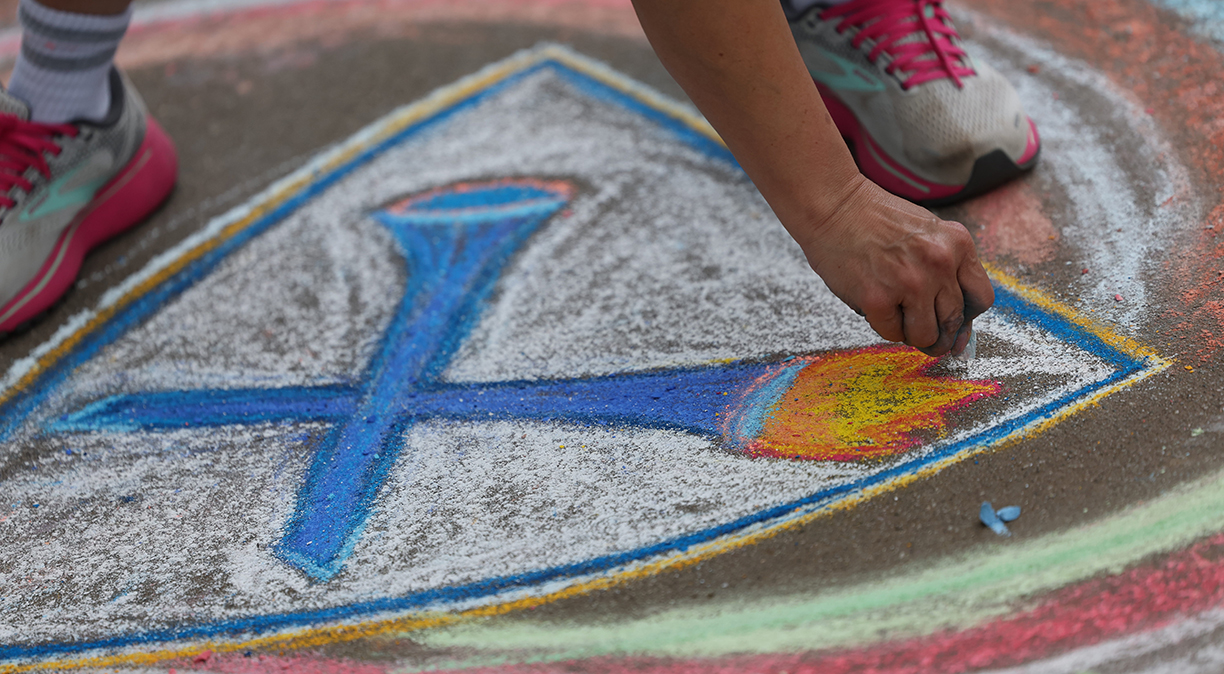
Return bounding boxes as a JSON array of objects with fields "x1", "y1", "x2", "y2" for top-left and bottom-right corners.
[{"x1": 8, "y1": 0, "x2": 132, "y2": 124}]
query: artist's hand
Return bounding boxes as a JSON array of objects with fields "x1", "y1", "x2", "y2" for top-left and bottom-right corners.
[
  {"x1": 628, "y1": 0, "x2": 991, "y2": 351},
  {"x1": 796, "y1": 175, "x2": 994, "y2": 357}
]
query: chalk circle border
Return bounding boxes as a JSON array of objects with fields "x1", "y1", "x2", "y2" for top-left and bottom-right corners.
[{"x1": 0, "y1": 44, "x2": 1172, "y2": 671}]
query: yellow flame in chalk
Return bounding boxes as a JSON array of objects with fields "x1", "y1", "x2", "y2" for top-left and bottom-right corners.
[{"x1": 752, "y1": 346, "x2": 1000, "y2": 461}]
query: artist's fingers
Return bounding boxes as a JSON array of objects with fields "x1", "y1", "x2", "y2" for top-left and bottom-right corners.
[
  {"x1": 902, "y1": 291, "x2": 940, "y2": 351},
  {"x1": 950, "y1": 320, "x2": 974, "y2": 356},
  {"x1": 863, "y1": 298, "x2": 905, "y2": 343},
  {"x1": 916, "y1": 285, "x2": 965, "y2": 357},
  {"x1": 957, "y1": 240, "x2": 996, "y2": 322}
]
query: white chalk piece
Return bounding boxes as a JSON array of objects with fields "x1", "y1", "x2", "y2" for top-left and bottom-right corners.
[{"x1": 955, "y1": 329, "x2": 978, "y2": 361}]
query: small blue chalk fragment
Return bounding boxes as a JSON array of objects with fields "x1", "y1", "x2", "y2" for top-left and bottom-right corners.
[
  {"x1": 996, "y1": 506, "x2": 1021, "y2": 522},
  {"x1": 980, "y1": 501, "x2": 1011, "y2": 537}
]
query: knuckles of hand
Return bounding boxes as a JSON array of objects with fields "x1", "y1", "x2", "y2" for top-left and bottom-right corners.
[
  {"x1": 939, "y1": 311, "x2": 966, "y2": 334},
  {"x1": 860, "y1": 291, "x2": 899, "y2": 319},
  {"x1": 803, "y1": 181, "x2": 988, "y2": 354}
]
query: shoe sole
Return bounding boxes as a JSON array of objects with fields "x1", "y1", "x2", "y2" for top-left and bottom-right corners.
[
  {"x1": 0, "y1": 118, "x2": 178, "y2": 334},
  {"x1": 815, "y1": 82, "x2": 1041, "y2": 207}
]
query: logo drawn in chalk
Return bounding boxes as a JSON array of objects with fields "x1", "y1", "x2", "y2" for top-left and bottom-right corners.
[
  {"x1": 47, "y1": 177, "x2": 997, "y2": 583},
  {"x1": 0, "y1": 48, "x2": 1172, "y2": 664}
]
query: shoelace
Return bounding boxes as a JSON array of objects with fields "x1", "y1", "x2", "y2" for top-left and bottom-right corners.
[
  {"x1": 0, "y1": 115, "x2": 77, "y2": 210},
  {"x1": 820, "y1": 0, "x2": 976, "y2": 89}
]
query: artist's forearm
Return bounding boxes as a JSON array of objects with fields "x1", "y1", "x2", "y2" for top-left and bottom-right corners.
[{"x1": 630, "y1": 0, "x2": 862, "y2": 242}]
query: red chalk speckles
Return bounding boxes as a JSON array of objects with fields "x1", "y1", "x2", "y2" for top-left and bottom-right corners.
[
  {"x1": 98, "y1": 0, "x2": 645, "y2": 73},
  {"x1": 1171, "y1": 204, "x2": 1224, "y2": 361},
  {"x1": 969, "y1": 0, "x2": 1224, "y2": 359},
  {"x1": 961, "y1": 181, "x2": 1058, "y2": 265},
  {"x1": 186, "y1": 652, "x2": 389, "y2": 674}
]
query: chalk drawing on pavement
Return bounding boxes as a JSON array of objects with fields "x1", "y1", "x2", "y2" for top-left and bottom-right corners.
[{"x1": 0, "y1": 44, "x2": 1170, "y2": 668}]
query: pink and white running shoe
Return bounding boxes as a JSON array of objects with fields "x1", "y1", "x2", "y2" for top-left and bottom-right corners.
[
  {"x1": 0, "y1": 68, "x2": 176, "y2": 333},
  {"x1": 789, "y1": 0, "x2": 1040, "y2": 206}
]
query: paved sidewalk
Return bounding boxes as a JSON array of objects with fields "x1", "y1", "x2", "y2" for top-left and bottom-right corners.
[{"x1": 3, "y1": 1, "x2": 1224, "y2": 672}]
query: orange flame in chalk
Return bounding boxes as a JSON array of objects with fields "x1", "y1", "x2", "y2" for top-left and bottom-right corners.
[{"x1": 750, "y1": 345, "x2": 999, "y2": 462}]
